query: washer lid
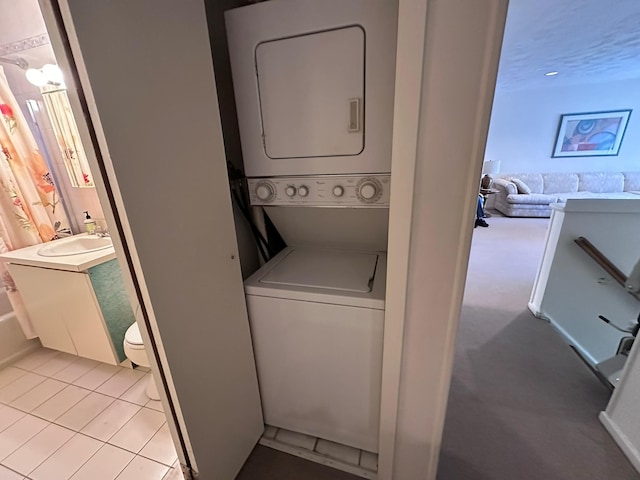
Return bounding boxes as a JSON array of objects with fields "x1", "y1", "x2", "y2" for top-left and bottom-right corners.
[
  {"x1": 125, "y1": 323, "x2": 144, "y2": 346},
  {"x1": 260, "y1": 249, "x2": 378, "y2": 293}
]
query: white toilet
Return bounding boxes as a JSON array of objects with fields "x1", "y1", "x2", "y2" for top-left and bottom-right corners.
[{"x1": 124, "y1": 322, "x2": 160, "y2": 400}]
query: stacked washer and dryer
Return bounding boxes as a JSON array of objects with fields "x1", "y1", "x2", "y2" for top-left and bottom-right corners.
[{"x1": 226, "y1": 0, "x2": 398, "y2": 458}]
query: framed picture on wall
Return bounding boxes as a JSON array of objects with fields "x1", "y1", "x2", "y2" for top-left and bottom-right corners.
[{"x1": 552, "y1": 110, "x2": 632, "y2": 157}]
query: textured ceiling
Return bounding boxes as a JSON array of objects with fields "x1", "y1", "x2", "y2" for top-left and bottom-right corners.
[
  {"x1": 1, "y1": 0, "x2": 638, "y2": 92},
  {"x1": 496, "y1": 0, "x2": 640, "y2": 91}
]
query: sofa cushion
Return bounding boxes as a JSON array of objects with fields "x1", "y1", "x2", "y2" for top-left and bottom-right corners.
[
  {"x1": 510, "y1": 178, "x2": 531, "y2": 194},
  {"x1": 623, "y1": 172, "x2": 640, "y2": 192},
  {"x1": 494, "y1": 178, "x2": 517, "y2": 195},
  {"x1": 542, "y1": 173, "x2": 579, "y2": 194},
  {"x1": 506, "y1": 193, "x2": 557, "y2": 205},
  {"x1": 499, "y1": 173, "x2": 544, "y2": 193},
  {"x1": 578, "y1": 172, "x2": 624, "y2": 193}
]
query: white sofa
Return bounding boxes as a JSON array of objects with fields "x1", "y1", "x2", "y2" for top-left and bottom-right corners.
[{"x1": 493, "y1": 171, "x2": 640, "y2": 217}]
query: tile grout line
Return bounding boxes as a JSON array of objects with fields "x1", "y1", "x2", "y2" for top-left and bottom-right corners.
[
  {"x1": 0, "y1": 406, "x2": 26, "y2": 435},
  {"x1": 0, "y1": 351, "x2": 174, "y2": 478},
  {"x1": 65, "y1": 437, "x2": 137, "y2": 480},
  {"x1": 2, "y1": 371, "x2": 157, "y2": 417},
  {"x1": 0, "y1": 463, "x2": 25, "y2": 479},
  {"x1": 11, "y1": 351, "x2": 63, "y2": 373},
  {"x1": 0, "y1": 419, "x2": 48, "y2": 468},
  {"x1": 27, "y1": 385, "x2": 93, "y2": 423},
  {"x1": 2, "y1": 424, "x2": 76, "y2": 478},
  {"x1": 0, "y1": 373, "x2": 48, "y2": 407},
  {"x1": 134, "y1": 421, "x2": 176, "y2": 467}
]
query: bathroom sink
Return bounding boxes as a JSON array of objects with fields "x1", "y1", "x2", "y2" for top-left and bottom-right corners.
[{"x1": 37, "y1": 235, "x2": 113, "y2": 257}]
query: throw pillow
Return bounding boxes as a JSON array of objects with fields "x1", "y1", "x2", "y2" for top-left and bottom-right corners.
[{"x1": 511, "y1": 178, "x2": 531, "y2": 195}]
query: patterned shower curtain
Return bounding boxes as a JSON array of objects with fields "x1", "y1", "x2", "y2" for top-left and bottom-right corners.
[
  {"x1": 0, "y1": 67, "x2": 71, "y2": 338},
  {"x1": 42, "y1": 88, "x2": 94, "y2": 188}
]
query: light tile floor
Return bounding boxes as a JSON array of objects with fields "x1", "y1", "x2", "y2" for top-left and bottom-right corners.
[{"x1": 0, "y1": 348, "x2": 183, "y2": 480}]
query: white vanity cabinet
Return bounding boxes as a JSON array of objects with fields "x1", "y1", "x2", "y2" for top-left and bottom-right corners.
[
  {"x1": 8, "y1": 264, "x2": 117, "y2": 364},
  {"x1": 0, "y1": 238, "x2": 134, "y2": 366}
]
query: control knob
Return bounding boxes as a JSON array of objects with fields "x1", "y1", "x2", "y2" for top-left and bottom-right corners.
[
  {"x1": 356, "y1": 177, "x2": 383, "y2": 203},
  {"x1": 285, "y1": 186, "x2": 297, "y2": 197},
  {"x1": 255, "y1": 182, "x2": 276, "y2": 202},
  {"x1": 359, "y1": 183, "x2": 377, "y2": 199},
  {"x1": 298, "y1": 185, "x2": 309, "y2": 197},
  {"x1": 333, "y1": 185, "x2": 344, "y2": 197}
]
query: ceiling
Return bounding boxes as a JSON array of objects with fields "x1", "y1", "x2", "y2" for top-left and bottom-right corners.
[
  {"x1": 497, "y1": 0, "x2": 640, "y2": 91},
  {"x1": 1, "y1": 0, "x2": 639, "y2": 93}
]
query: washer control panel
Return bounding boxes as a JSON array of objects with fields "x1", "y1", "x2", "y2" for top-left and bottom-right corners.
[{"x1": 248, "y1": 175, "x2": 390, "y2": 207}]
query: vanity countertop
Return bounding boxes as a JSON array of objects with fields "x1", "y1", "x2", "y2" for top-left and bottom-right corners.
[{"x1": 0, "y1": 235, "x2": 116, "y2": 272}]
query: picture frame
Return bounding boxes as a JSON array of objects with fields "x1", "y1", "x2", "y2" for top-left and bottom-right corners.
[{"x1": 552, "y1": 110, "x2": 632, "y2": 158}]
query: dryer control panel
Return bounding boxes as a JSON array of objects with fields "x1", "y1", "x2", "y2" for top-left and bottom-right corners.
[{"x1": 248, "y1": 175, "x2": 390, "y2": 207}]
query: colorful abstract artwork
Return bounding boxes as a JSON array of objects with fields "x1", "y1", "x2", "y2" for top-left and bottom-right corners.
[{"x1": 552, "y1": 110, "x2": 632, "y2": 157}]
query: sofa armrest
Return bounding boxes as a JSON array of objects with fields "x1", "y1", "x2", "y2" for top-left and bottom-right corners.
[{"x1": 494, "y1": 178, "x2": 517, "y2": 195}]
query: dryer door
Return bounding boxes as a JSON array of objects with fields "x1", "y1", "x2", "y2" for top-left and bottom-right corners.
[
  {"x1": 226, "y1": 0, "x2": 398, "y2": 177},
  {"x1": 256, "y1": 27, "x2": 365, "y2": 159}
]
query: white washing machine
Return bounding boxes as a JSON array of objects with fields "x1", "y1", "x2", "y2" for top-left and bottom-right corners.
[
  {"x1": 244, "y1": 247, "x2": 386, "y2": 452},
  {"x1": 243, "y1": 174, "x2": 390, "y2": 452}
]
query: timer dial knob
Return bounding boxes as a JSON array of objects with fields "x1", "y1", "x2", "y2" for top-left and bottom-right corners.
[
  {"x1": 285, "y1": 186, "x2": 297, "y2": 197},
  {"x1": 333, "y1": 185, "x2": 345, "y2": 197},
  {"x1": 298, "y1": 185, "x2": 309, "y2": 197},
  {"x1": 356, "y1": 177, "x2": 383, "y2": 203},
  {"x1": 255, "y1": 182, "x2": 276, "y2": 202},
  {"x1": 359, "y1": 183, "x2": 377, "y2": 199}
]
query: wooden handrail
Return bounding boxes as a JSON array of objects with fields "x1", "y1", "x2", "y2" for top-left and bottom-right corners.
[{"x1": 574, "y1": 236, "x2": 640, "y2": 301}]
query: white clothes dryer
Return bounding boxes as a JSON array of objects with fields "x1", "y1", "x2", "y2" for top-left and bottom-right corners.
[
  {"x1": 226, "y1": 0, "x2": 398, "y2": 177},
  {"x1": 244, "y1": 246, "x2": 386, "y2": 452}
]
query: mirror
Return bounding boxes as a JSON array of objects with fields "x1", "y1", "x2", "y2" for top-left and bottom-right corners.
[{"x1": 41, "y1": 87, "x2": 94, "y2": 188}]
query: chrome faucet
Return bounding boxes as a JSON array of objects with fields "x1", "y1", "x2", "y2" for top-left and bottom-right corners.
[
  {"x1": 56, "y1": 228, "x2": 73, "y2": 238},
  {"x1": 95, "y1": 226, "x2": 110, "y2": 238}
]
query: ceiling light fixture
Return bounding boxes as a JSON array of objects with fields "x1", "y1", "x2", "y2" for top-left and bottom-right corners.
[
  {"x1": 25, "y1": 64, "x2": 65, "y2": 87},
  {"x1": 545, "y1": 71, "x2": 559, "y2": 76}
]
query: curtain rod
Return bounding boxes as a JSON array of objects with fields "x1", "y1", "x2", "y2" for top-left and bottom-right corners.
[{"x1": 0, "y1": 56, "x2": 28, "y2": 70}]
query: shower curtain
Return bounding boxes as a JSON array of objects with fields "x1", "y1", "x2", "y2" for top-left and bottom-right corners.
[
  {"x1": 42, "y1": 88, "x2": 94, "y2": 188},
  {"x1": 0, "y1": 67, "x2": 71, "y2": 338}
]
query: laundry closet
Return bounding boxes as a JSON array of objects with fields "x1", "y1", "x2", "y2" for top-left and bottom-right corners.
[{"x1": 224, "y1": 0, "x2": 398, "y2": 474}]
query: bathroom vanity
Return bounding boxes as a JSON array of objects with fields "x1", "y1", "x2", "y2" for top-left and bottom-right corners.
[{"x1": 0, "y1": 235, "x2": 135, "y2": 365}]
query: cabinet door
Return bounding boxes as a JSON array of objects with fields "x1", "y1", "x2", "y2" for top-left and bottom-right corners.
[
  {"x1": 7, "y1": 264, "x2": 77, "y2": 355},
  {"x1": 7, "y1": 264, "x2": 117, "y2": 364},
  {"x1": 64, "y1": 273, "x2": 118, "y2": 365},
  {"x1": 256, "y1": 26, "x2": 365, "y2": 159}
]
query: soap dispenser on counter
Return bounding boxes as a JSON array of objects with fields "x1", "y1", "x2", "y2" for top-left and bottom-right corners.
[{"x1": 83, "y1": 211, "x2": 97, "y2": 235}]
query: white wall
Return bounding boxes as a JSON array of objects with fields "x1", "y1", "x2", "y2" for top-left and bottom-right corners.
[
  {"x1": 485, "y1": 78, "x2": 640, "y2": 173},
  {"x1": 0, "y1": 0, "x2": 48, "y2": 44}
]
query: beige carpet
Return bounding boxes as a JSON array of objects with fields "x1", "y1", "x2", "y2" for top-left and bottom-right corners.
[{"x1": 437, "y1": 215, "x2": 640, "y2": 480}]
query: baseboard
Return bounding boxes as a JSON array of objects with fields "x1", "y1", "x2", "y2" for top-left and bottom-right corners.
[
  {"x1": 600, "y1": 411, "x2": 640, "y2": 474},
  {"x1": 259, "y1": 426, "x2": 377, "y2": 479},
  {"x1": 527, "y1": 302, "x2": 544, "y2": 318},
  {"x1": 0, "y1": 342, "x2": 40, "y2": 370}
]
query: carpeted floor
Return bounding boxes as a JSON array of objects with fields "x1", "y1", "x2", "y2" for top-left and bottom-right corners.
[{"x1": 437, "y1": 215, "x2": 640, "y2": 480}]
